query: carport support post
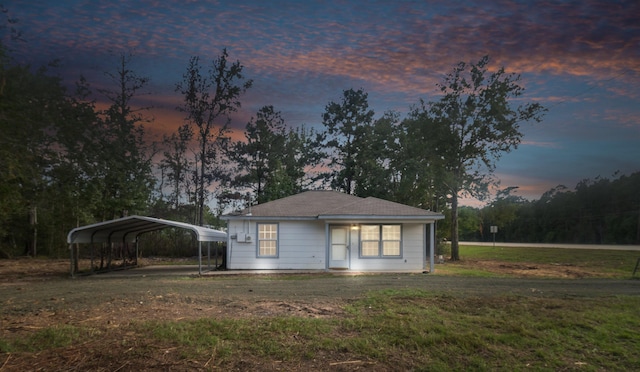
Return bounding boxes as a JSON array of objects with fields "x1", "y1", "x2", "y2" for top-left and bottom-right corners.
[
  {"x1": 207, "y1": 241, "x2": 211, "y2": 269},
  {"x1": 198, "y1": 241, "x2": 202, "y2": 276},
  {"x1": 429, "y1": 223, "x2": 435, "y2": 274},
  {"x1": 69, "y1": 244, "x2": 74, "y2": 278}
]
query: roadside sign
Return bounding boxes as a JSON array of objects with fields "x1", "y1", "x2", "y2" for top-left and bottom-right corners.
[{"x1": 490, "y1": 226, "x2": 498, "y2": 247}]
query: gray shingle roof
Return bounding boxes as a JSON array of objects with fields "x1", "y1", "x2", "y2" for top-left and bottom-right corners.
[{"x1": 223, "y1": 191, "x2": 444, "y2": 220}]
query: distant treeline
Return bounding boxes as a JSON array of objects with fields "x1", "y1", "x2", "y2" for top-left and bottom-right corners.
[{"x1": 454, "y1": 172, "x2": 640, "y2": 245}]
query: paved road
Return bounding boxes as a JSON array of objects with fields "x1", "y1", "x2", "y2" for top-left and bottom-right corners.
[{"x1": 460, "y1": 242, "x2": 640, "y2": 251}]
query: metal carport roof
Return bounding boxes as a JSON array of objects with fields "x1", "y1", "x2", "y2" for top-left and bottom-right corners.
[
  {"x1": 67, "y1": 215, "x2": 227, "y2": 276},
  {"x1": 67, "y1": 215, "x2": 227, "y2": 244}
]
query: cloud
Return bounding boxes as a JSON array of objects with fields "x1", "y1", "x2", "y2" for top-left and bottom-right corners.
[
  {"x1": 198, "y1": 0, "x2": 640, "y2": 114},
  {"x1": 15, "y1": 1, "x2": 638, "y2": 101},
  {"x1": 8, "y1": 0, "x2": 639, "y2": 206},
  {"x1": 520, "y1": 140, "x2": 561, "y2": 149}
]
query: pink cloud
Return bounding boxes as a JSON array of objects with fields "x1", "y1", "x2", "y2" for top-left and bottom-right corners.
[{"x1": 520, "y1": 140, "x2": 561, "y2": 149}]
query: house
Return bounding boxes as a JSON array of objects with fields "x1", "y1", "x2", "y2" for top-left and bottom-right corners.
[{"x1": 221, "y1": 191, "x2": 445, "y2": 272}]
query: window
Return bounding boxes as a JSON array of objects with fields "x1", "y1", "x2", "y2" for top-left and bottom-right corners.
[
  {"x1": 360, "y1": 224, "x2": 401, "y2": 257},
  {"x1": 361, "y1": 225, "x2": 380, "y2": 256},
  {"x1": 382, "y1": 225, "x2": 401, "y2": 256},
  {"x1": 258, "y1": 223, "x2": 278, "y2": 257}
]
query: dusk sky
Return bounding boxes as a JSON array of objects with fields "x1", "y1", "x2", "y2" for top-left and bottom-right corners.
[{"x1": 5, "y1": 0, "x2": 639, "y2": 206}]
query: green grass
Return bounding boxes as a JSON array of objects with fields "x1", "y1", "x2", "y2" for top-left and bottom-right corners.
[
  {"x1": 143, "y1": 315, "x2": 333, "y2": 360},
  {"x1": 3, "y1": 246, "x2": 640, "y2": 369},
  {"x1": 109, "y1": 290, "x2": 632, "y2": 370},
  {"x1": 1, "y1": 325, "x2": 88, "y2": 352},
  {"x1": 448, "y1": 244, "x2": 640, "y2": 278},
  {"x1": 4, "y1": 291, "x2": 640, "y2": 370}
]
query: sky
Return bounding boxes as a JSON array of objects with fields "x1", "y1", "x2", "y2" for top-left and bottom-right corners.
[{"x1": 4, "y1": 0, "x2": 640, "y2": 206}]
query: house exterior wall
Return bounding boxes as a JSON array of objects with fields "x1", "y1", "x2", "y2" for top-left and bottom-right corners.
[
  {"x1": 226, "y1": 219, "x2": 326, "y2": 270},
  {"x1": 226, "y1": 219, "x2": 430, "y2": 272},
  {"x1": 347, "y1": 223, "x2": 426, "y2": 272}
]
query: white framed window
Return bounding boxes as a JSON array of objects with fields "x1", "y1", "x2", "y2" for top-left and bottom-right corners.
[
  {"x1": 360, "y1": 224, "x2": 402, "y2": 257},
  {"x1": 257, "y1": 223, "x2": 278, "y2": 257},
  {"x1": 382, "y1": 225, "x2": 401, "y2": 256},
  {"x1": 361, "y1": 225, "x2": 380, "y2": 256}
]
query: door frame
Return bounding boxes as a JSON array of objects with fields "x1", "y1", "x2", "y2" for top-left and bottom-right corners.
[{"x1": 328, "y1": 225, "x2": 350, "y2": 269}]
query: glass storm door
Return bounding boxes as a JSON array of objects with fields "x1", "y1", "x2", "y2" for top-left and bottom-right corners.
[{"x1": 330, "y1": 226, "x2": 349, "y2": 269}]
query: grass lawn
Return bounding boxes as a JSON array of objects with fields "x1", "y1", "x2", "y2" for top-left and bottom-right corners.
[
  {"x1": 2, "y1": 246, "x2": 639, "y2": 371},
  {"x1": 436, "y1": 244, "x2": 640, "y2": 279},
  {"x1": 5, "y1": 289, "x2": 638, "y2": 371}
]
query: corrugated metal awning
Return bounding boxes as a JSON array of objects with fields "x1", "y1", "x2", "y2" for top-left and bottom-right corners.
[{"x1": 67, "y1": 215, "x2": 227, "y2": 244}]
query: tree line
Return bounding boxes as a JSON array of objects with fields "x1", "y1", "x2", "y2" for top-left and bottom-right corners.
[
  {"x1": 2, "y1": 13, "x2": 556, "y2": 259},
  {"x1": 457, "y1": 173, "x2": 640, "y2": 245}
]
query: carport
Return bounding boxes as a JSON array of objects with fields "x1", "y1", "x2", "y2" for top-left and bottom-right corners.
[{"x1": 67, "y1": 215, "x2": 227, "y2": 277}]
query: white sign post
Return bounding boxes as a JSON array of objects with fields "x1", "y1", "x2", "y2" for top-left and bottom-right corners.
[{"x1": 490, "y1": 226, "x2": 498, "y2": 247}]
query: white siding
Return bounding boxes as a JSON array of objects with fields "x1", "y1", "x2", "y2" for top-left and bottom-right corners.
[
  {"x1": 349, "y1": 223, "x2": 425, "y2": 272},
  {"x1": 227, "y1": 219, "x2": 429, "y2": 272},
  {"x1": 227, "y1": 220, "x2": 326, "y2": 270}
]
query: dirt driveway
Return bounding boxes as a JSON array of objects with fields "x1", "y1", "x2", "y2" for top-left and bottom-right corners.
[{"x1": 1, "y1": 259, "x2": 639, "y2": 327}]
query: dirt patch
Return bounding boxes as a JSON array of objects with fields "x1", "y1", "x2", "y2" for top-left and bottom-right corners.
[
  {"x1": 0, "y1": 257, "x2": 71, "y2": 284},
  {"x1": 449, "y1": 259, "x2": 606, "y2": 278},
  {"x1": 0, "y1": 256, "x2": 606, "y2": 284}
]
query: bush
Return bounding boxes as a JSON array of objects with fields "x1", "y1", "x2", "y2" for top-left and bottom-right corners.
[{"x1": 436, "y1": 239, "x2": 450, "y2": 256}]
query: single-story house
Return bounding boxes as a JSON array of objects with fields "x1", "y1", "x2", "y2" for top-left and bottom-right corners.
[{"x1": 221, "y1": 191, "x2": 445, "y2": 272}]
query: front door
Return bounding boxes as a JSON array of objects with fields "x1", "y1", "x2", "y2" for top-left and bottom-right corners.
[{"x1": 329, "y1": 226, "x2": 349, "y2": 269}]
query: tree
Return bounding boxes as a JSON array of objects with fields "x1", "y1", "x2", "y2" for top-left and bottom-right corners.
[
  {"x1": 457, "y1": 206, "x2": 483, "y2": 241},
  {"x1": 95, "y1": 53, "x2": 155, "y2": 220},
  {"x1": 349, "y1": 111, "x2": 406, "y2": 200},
  {"x1": 478, "y1": 172, "x2": 640, "y2": 245},
  {"x1": 227, "y1": 105, "x2": 322, "y2": 204},
  {"x1": 261, "y1": 159, "x2": 297, "y2": 202},
  {"x1": 321, "y1": 88, "x2": 375, "y2": 194},
  {"x1": 0, "y1": 62, "x2": 63, "y2": 255},
  {"x1": 282, "y1": 125, "x2": 325, "y2": 192},
  {"x1": 45, "y1": 76, "x2": 103, "y2": 257},
  {"x1": 160, "y1": 124, "x2": 195, "y2": 210},
  {"x1": 176, "y1": 49, "x2": 252, "y2": 226},
  {"x1": 416, "y1": 56, "x2": 546, "y2": 260},
  {"x1": 228, "y1": 105, "x2": 287, "y2": 203},
  {"x1": 396, "y1": 110, "x2": 449, "y2": 212},
  {"x1": 0, "y1": 48, "x2": 101, "y2": 257},
  {"x1": 481, "y1": 186, "x2": 528, "y2": 242}
]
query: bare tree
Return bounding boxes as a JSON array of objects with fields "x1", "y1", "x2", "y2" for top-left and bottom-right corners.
[
  {"x1": 176, "y1": 49, "x2": 252, "y2": 226},
  {"x1": 97, "y1": 53, "x2": 155, "y2": 220}
]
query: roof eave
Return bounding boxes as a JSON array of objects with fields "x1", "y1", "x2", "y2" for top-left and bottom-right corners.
[
  {"x1": 319, "y1": 214, "x2": 445, "y2": 221},
  {"x1": 223, "y1": 214, "x2": 445, "y2": 222},
  {"x1": 222, "y1": 215, "x2": 319, "y2": 221}
]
